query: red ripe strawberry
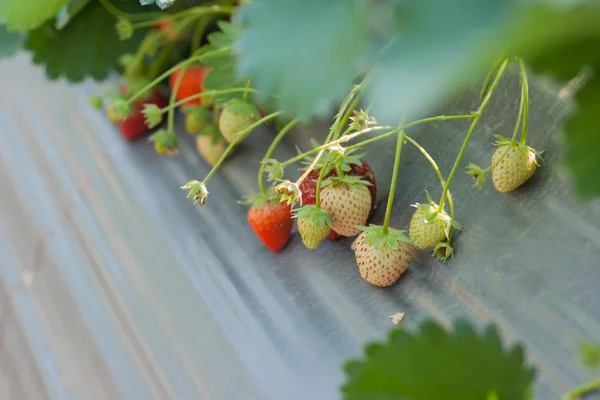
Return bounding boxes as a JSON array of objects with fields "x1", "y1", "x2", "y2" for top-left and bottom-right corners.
[
  {"x1": 169, "y1": 66, "x2": 210, "y2": 108},
  {"x1": 491, "y1": 136, "x2": 541, "y2": 193},
  {"x1": 299, "y1": 151, "x2": 376, "y2": 240},
  {"x1": 246, "y1": 193, "x2": 293, "y2": 253},
  {"x1": 320, "y1": 176, "x2": 371, "y2": 237},
  {"x1": 353, "y1": 225, "x2": 412, "y2": 288},
  {"x1": 119, "y1": 90, "x2": 168, "y2": 141}
]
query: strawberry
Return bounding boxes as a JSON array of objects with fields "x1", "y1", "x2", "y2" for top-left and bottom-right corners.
[
  {"x1": 119, "y1": 90, "x2": 168, "y2": 141},
  {"x1": 185, "y1": 107, "x2": 212, "y2": 134},
  {"x1": 353, "y1": 225, "x2": 412, "y2": 288},
  {"x1": 294, "y1": 205, "x2": 333, "y2": 249},
  {"x1": 320, "y1": 176, "x2": 371, "y2": 237},
  {"x1": 169, "y1": 66, "x2": 210, "y2": 108},
  {"x1": 299, "y1": 149, "x2": 376, "y2": 240},
  {"x1": 491, "y1": 136, "x2": 541, "y2": 193},
  {"x1": 196, "y1": 125, "x2": 228, "y2": 166},
  {"x1": 409, "y1": 192, "x2": 462, "y2": 251},
  {"x1": 246, "y1": 191, "x2": 293, "y2": 253},
  {"x1": 218, "y1": 99, "x2": 259, "y2": 142}
]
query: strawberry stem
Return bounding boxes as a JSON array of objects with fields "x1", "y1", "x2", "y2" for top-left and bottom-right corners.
[
  {"x1": 344, "y1": 114, "x2": 475, "y2": 152},
  {"x1": 99, "y1": 0, "x2": 164, "y2": 21},
  {"x1": 518, "y1": 58, "x2": 530, "y2": 145},
  {"x1": 561, "y1": 377, "x2": 600, "y2": 400},
  {"x1": 511, "y1": 69, "x2": 525, "y2": 141},
  {"x1": 258, "y1": 118, "x2": 299, "y2": 195},
  {"x1": 131, "y1": 5, "x2": 235, "y2": 28},
  {"x1": 404, "y1": 135, "x2": 455, "y2": 226},
  {"x1": 126, "y1": 46, "x2": 231, "y2": 105},
  {"x1": 383, "y1": 128, "x2": 405, "y2": 234},
  {"x1": 315, "y1": 159, "x2": 331, "y2": 208},
  {"x1": 167, "y1": 64, "x2": 186, "y2": 134},
  {"x1": 438, "y1": 58, "x2": 508, "y2": 212},
  {"x1": 160, "y1": 88, "x2": 259, "y2": 112},
  {"x1": 203, "y1": 111, "x2": 283, "y2": 184}
]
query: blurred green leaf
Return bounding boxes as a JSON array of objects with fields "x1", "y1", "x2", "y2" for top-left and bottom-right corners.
[
  {"x1": 578, "y1": 340, "x2": 600, "y2": 369},
  {"x1": 0, "y1": 0, "x2": 69, "y2": 32},
  {"x1": 564, "y1": 73, "x2": 600, "y2": 198},
  {"x1": 235, "y1": 0, "x2": 369, "y2": 120},
  {"x1": 0, "y1": 25, "x2": 23, "y2": 58},
  {"x1": 341, "y1": 318, "x2": 536, "y2": 400},
  {"x1": 24, "y1": 2, "x2": 145, "y2": 82}
]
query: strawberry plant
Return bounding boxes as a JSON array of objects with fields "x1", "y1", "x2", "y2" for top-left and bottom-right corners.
[{"x1": 2, "y1": 0, "x2": 600, "y2": 398}]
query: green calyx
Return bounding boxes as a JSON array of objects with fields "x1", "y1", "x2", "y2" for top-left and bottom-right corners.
[
  {"x1": 185, "y1": 107, "x2": 212, "y2": 134},
  {"x1": 494, "y1": 135, "x2": 545, "y2": 167},
  {"x1": 433, "y1": 242, "x2": 454, "y2": 261},
  {"x1": 199, "y1": 125, "x2": 225, "y2": 146},
  {"x1": 275, "y1": 179, "x2": 301, "y2": 206},
  {"x1": 142, "y1": 104, "x2": 163, "y2": 128},
  {"x1": 294, "y1": 205, "x2": 333, "y2": 228},
  {"x1": 466, "y1": 163, "x2": 486, "y2": 188},
  {"x1": 420, "y1": 191, "x2": 463, "y2": 238},
  {"x1": 262, "y1": 158, "x2": 284, "y2": 182},
  {"x1": 239, "y1": 187, "x2": 280, "y2": 208},
  {"x1": 300, "y1": 142, "x2": 366, "y2": 176},
  {"x1": 224, "y1": 98, "x2": 260, "y2": 120},
  {"x1": 356, "y1": 224, "x2": 411, "y2": 250},
  {"x1": 149, "y1": 129, "x2": 179, "y2": 155},
  {"x1": 322, "y1": 174, "x2": 371, "y2": 188}
]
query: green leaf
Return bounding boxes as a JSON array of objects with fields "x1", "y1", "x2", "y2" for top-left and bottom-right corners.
[
  {"x1": 578, "y1": 340, "x2": 600, "y2": 369},
  {"x1": 0, "y1": 0, "x2": 69, "y2": 32},
  {"x1": 24, "y1": 2, "x2": 145, "y2": 82},
  {"x1": 367, "y1": 0, "x2": 517, "y2": 123},
  {"x1": 236, "y1": 0, "x2": 369, "y2": 120},
  {"x1": 563, "y1": 72, "x2": 600, "y2": 198},
  {"x1": 0, "y1": 25, "x2": 23, "y2": 58},
  {"x1": 342, "y1": 318, "x2": 536, "y2": 400}
]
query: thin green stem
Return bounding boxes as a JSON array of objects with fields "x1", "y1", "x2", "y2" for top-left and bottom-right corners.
[
  {"x1": 334, "y1": 88, "x2": 363, "y2": 140},
  {"x1": 257, "y1": 118, "x2": 299, "y2": 194},
  {"x1": 133, "y1": 5, "x2": 235, "y2": 27},
  {"x1": 345, "y1": 114, "x2": 475, "y2": 151},
  {"x1": 167, "y1": 64, "x2": 186, "y2": 133},
  {"x1": 518, "y1": 57, "x2": 530, "y2": 144},
  {"x1": 126, "y1": 46, "x2": 230, "y2": 104},
  {"x1": 404, "y1": 135, "x2": 455, "y2": 238},
  {"x1": 438, "y1": 59, "x2": 508, "y2": 212},
  {"x1": 383, "y1": 129, "x2": 405, "y2": 234},
  {"x1": 191, "y1": 19, "x2": 209, "y2": 53},
  {"x1": 243, "y1": 79, "x2": 252, "y2": 102},
  {"x1": 511, "y1": 80, "x2": 525, "y2": 141},
  {"x1": 283, "y1": 125, "x2": 395, "y2": 169},
  {"x1": 99, "y1": 0, "x2": 164, "y2": 21},
  {"x1": 561, "y1": 377, "x2": 600, "y2": 400},
  {"x1": 161, "y1": 88, "x2": 258, "y2": 112},
  {"x1": 203, "y1": 112, "x2": 283, "y2": 184},
  {"x1": 480, "y1": 56, "x2": 505, "y2": 98},
  {"x1": 315, "y1": 159, "x2": 331, "y2": 208}
]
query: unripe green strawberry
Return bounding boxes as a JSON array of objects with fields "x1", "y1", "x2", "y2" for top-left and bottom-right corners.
[
  {"x1": 491, "y1": 136, "x2": 540, "y2": 193},
  {"x1": 354, "y1": 225, "x2": 412, "y2": 288},
  {"x1": 186, "y1": 107, "x2": 212, "y2": 134},
  {"x1": 320, "y1": 176, "x2": 371, "y2": 237},
  {"x1": 196, "y1": 130, "x2": 228, "y2": 166},
  {"x1": 295, "y1": 205, "x2": 333, "y2": 249},
  {"x1": 218, "y1": 99, "x2": 259, "y2": 142},
  {"x1": 409, "y1": 204, "x2": 446, "y2": 250}
]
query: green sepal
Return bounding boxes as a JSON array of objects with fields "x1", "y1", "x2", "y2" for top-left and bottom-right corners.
[
  {"x1": 275, "y1": 179, "x2": 301, "y2": 206},
  {"x1": 433, "y1": 241, "x2": 454, "y2": 261},
  {"x1": 294, "y1": 205, "x2": 333, "y2": 229},
  {"x1": 180, "y1": 180, "x2": 208, "y2": 206},
  {"x1": 356, "y1": 224, "x2": 411, "y2": 250},
  {"x1": 223, "y1": 98, "x2": 260, "y2": 120},
  {"x1": 110, "y1": 98, "x2": 132, "y2": 121},
  {"x1": 199, "y1": 125, "x2": 224, "y2": 146},
  {"x1": 262, "y1": 158, "x2": 284, "y2": 182},
  {"x1": 322, "y1": 175, "x2": 371, "y2": 188},
  {"x1": 466, "y1": 163, "x2": 486, "y2": 188},
  {"x1": 239, "y1": 187, "x2": 280, "y2": 207},
  {"x1": 149, "y1": 129, "x2": 178, "y2": 155},
  {"x1": 142, "y1": 104, "x2": 163, "y2": 128}
]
